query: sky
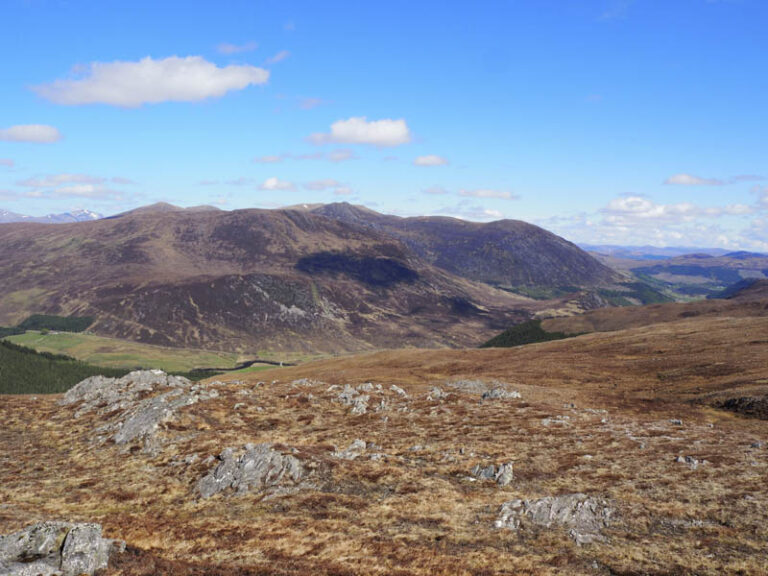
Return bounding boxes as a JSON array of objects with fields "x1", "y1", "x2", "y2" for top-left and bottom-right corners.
[{"x1": 1, "y1": 0, "x2": 767, "y2": 250}]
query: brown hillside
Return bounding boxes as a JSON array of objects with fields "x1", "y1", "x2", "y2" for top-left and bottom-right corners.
[{"x1": 1, "y1": 296, "x2": 767, "y2": 575}]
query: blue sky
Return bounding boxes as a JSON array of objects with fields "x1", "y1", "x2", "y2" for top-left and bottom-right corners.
[{"x1": 1, "y1": 0, "x2": 766, "y2": 249}]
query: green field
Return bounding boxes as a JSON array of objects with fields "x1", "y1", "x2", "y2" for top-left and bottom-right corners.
[{"x1": 4, "y1": 331, "x2": 242, "y2": 373}]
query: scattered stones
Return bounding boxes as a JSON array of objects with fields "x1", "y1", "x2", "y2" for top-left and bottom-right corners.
[
  {"x1": 670, "y1": 419, "x2": 684, "y2": 426},
  {"x1": 0, "y1": 522, "x2": 124, "y2": 576},
  {"x1": 470, "y1": 462, "x2": 514, "y2": 486},
  {"x1": 481, "y1": 388, "x2": 521, "y2": 401},
  {"x1": 336, "y1": 384, "x2": 370, "y2": 415},
  {"x1": 198, "y1": 444, "x2": 306, "y2": 498},
  {"x1": 332, "y1": 439, "x2": 367, "y2": 460},
  {"x1": 495, "y1": 494, "x2": 614, "y2": 545}
]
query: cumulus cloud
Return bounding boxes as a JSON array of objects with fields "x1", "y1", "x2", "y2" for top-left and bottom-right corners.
[
  {"x1": 309, "y1": 117, "x2": 411, "y2": 147},
  {"x1": 602, "y1": 195, "x2": 753, "y2": 224},
  {"x1": 217, "y1": 41, "x2": 258, "y2": 54},
  {"x1": 414, "y1": 155, "x2": 449, "y2": 167},
  {"x1": 459, "y1": 189, "x2": 516, "y2": 200},
  {"x1": 0, "y1": 159, "x2": 13, "y2": 167},
  {"x1": 0, "y1": 124, "x2": 61, "y2": 143},
  {"x1": 13, "y1": 172, "x2": 132, "y2": 201},
  {"x1": 259, "y1": 177, "x2": 295, "y2": 191},
  {"x1": 34, "y1": 56, "x2": 270, "y2": 107},
  {"x1": 266, "y1": 50, "x2": 290, "y2": 65}
]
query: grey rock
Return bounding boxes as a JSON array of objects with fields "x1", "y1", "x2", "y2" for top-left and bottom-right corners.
[
  {"x1": 113, "y1": 389, "x2": 198, "y2": 446},
  {"x1": 389, "y1": 384, "x2": 408, "y2": 398},
  {"x1": 481, "y1": 388, "x2": 522, "y2": 401},
  {"x1": 470, "y1": 462, "x2": 514, "y2": 486},
  {"x1": 0, "y1": 522, "x2": 124, "y2": 576},
  {"x1": 750, "y1": 441, "x2": 764, "y2": 449},
  {"x1": 198, "y1": 444, "x2": 306, "y2": 498},
  {"x1": 336, "y1": 384, "x2": 370, "y2": 415},
  {"x1": 670, "y1": 419, "x2": 683, "y2": 426},
  {"x1": 332, "y1": 439, "x2": 367, "y2": 460},
  {"x1": 427, "y1": 387, "x2": 449, "y2": 401},
  {"x1": 675, "y1": 455, "x2": 700, "y2": 470},
  {"x1": 495, "y1": 494, "x2": 613, "y2": 544}
]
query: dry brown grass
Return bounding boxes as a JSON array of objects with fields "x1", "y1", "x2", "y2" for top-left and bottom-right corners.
[{"x1": 1, "y1": 308, "x2": 767, "y2": 575}]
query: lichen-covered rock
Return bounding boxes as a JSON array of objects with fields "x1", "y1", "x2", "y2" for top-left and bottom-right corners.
[
  {"x1": 495, "y1": 494, "x2": 613, "y2": 544},
  {"x1": 198, "y1": 444, "x2": 306, "y2": 498},
  {"x1": 0, "y1": 522, "x2": 124, "y2": 576},
  {"x1": 427, "y1": 387, "x2": 449, "y2": 400}
]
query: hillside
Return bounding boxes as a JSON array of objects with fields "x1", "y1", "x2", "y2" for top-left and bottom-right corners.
[
  {"x1": 1, "y1": 291, "x2": 766, "y2": 575},
  {"x1": 0, "y1": 205, "x2": 551, "y2": 353},
  {"x1": 308, "y1": 203, "x2": 622, "y2": 290}
]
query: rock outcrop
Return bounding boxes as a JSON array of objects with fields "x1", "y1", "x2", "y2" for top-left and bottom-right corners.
[
  {"x1": 60, "y1": 370, "x2": 217, "y2": 452},
  {"x1": 495, "y1": 494, "x2": 613, "y2": 544},
  {"x1": 198, "y1": 444, "x2": 306, "y2": 498},
  {"x1": 0, "y1": 522, "x2": 124, "y2": 576}
]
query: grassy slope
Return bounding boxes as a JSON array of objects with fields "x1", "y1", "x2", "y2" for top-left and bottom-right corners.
[
  {"x1": 4, "y1": 331, "x2": 242, "y2": 372},
  {"x1": 1, "y1": 311, "x2": 767, "y2": 575}
]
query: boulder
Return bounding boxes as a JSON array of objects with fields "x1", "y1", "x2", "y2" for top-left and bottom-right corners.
[
  {"x1": 495, "y1": 494, "x2": 613, "y2": 544},
  {"x1": 0, "y1": 522, "x2": 124, "y2": 576},
  {"x1": 481, "y1": 388, "x2": 522, "y2": 401},
  {"x1": 198, "y1": 444, "x2": 306, "y2": 498},
  {"x1": 332, "y1": 439, "x2": 367, "y2": 460}
]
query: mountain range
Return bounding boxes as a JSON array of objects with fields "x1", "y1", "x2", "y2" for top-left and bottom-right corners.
[
  {"x1": 0, "y1": 202, "x2": 629, "y2": 354},
  {"x1": 0, "y1": 208, "x2": 102, "y2": 224}
]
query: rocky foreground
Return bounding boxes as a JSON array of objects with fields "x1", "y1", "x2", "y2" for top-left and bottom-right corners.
[{"x1": 1, "y1": 312, "x2": 767, "y2": 575}]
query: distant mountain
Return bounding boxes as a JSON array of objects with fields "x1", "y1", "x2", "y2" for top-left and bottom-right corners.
[
  {"x1": 0, "y1": 208, "x2": 102, "y2": 224},
  {"x1": 581, "y1": 244, "x2": 731, "y2": 260}
]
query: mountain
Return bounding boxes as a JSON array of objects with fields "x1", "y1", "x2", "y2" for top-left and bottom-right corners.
[
  {"x1": 593, "y1": 250, "x2": 768, "y2": 299},
  {"x1": 581, "y1": 244, "x2": 731, "y2": 259},
  {"x1": 0, "y1": 208, "x2": 102, "y2": 224},
  {"x1": 305, "y1": 203, "x2": 622, "y2": 290},
  {"x1": 0, "y1": 205, "x2": 551, "y2": 353}
]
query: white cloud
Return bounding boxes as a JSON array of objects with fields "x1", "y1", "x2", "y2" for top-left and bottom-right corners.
[
  {"x1": 0, "y1": 159, "x2": 14, "y2": 167},
  {"x1": 327, "y1": 149, "x2": 357, "y2": 162},
  {"x1": 414, "y1": 154, "x2": 449, "y2": 167},
  {"x1": 432, "y1": 201, "x2": 505, "y2": 222},
  {"x1": 304, "y1": 178, "x2": 341, "y2": 191},
  {"x1": 309, "y1": 117, "x2": 411, "y2": 147},
  {"x1": 13, "y1": 172, "x2": 132, "y2": 201},
  {"x1": 259, "y1": 177, "x2": 295, "y2": 191},
  {"x1": 217, "y1": 41, "x2": 258, "y2": 54},
  {"x1": 266, "y1": 50, "x2": 290, "y2": 65},
  {"x1": 299, "y1": 97, "x2": 324, "y2": 110},
  {"x1": 333, "y1": 187, "x2": 353, "y2": 196},
  {"x1": 253, "y1": 155, "x2": 285, "y2": 164},
  {"x1": 252, "y1": 149, "x2": 356, "y2": 164},
  {"x1": 458, "y1": 189, "x2": 516, "y2": 200},
  {"x1": 18, "y1": 173, "x2": 104, "y2": 187},
  {"x1": 423, "y1": 186, "x2": 449, "y2": 195},
  {"x1": 664, "y1": 173, "x2": 725, "y2": 186},
  {"x1": 0, "y1": 124, "x2": 61, "y2": 143},
  {"x1": 34, "y1": 56, "x2": 269, "y2": 107},
  {"x1": 602, "y1": 195, "x2": 754, "y2": 224}
]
